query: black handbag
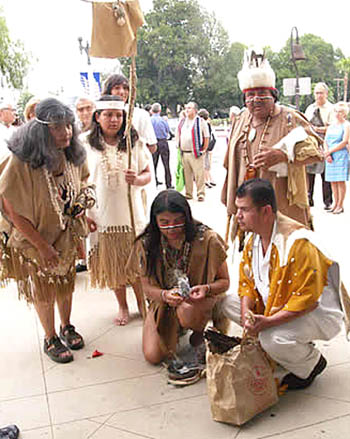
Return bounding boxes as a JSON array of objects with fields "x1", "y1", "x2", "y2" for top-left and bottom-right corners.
[{"x1": 207, "y1": 124, "x2": 216, "y2": 152}]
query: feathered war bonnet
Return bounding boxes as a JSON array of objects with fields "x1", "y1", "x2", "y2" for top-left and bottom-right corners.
[{"x1": 238, "y1": 49, "x2": 276, "y2": 93}]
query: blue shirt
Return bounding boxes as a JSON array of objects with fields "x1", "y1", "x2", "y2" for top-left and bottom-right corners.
[{"x1": 151, "y1": 113, "x2": 170, "y2": 140}]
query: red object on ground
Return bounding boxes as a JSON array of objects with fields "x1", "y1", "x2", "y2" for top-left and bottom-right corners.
[{"x1": 92, "y1": 350, "x2": 103, "y2": 358}]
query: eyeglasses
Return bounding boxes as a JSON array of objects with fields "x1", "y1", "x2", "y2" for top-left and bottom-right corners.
[
  {"x1": 77, "y1": 106, "x2": 93, "y2": 112},
  {"x1": 245, "y1": 96, "x2": 274, "y2": 104}
]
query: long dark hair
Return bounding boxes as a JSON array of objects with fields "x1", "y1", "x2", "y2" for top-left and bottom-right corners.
[
  {"x1": 7, "y1": 98, "x2": 86, "y2": 171},
  {"x1": 136, "y1": 190, "x2": 199, "y2": 279},
  {"x1": 102, "y1": 74, "x2": 129, "y2": 96},
  {"x1": 87, "y1": 95, "x2": 138, "y2": 152}
]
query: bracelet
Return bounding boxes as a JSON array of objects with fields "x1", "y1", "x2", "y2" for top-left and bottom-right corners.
[
  {"x1": 161, "y1": 289, "x2": 167, "y2": 303},
  {"x1": 205, "y1": 284, "x2": 211, "y2": 297}
]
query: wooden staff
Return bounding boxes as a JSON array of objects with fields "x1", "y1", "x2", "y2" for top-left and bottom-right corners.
[
  {"x1": 125, "y1": 55, "x2": 137, "y2": 235},
  {"x1": 125, "y1": 55, "x2": 147, "y2": 320},
  {"x1": 225, "y1": 214, "x2": 232, "y2": 245}
]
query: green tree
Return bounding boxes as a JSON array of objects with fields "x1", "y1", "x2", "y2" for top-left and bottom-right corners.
[
  {"x1": 336, "y1": 57, "x2": 350, "y2": 101},
  {"x1": 128, "y1": 0, "x2": 231, "y2": 115},
  {"x1": 16, "y1": 89, "x2": 34, "y2": 120},
  {"x1": 193, "y1": 39, "x2": 246, "y2": 115},
  {"x1": 270, "y1": 34, "x2": 343, "y2": 110},
  {"x1": 0, "y1": 9, "x2": 30, "y2": 89}
]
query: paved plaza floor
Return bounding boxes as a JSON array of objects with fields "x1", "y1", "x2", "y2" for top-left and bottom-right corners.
[{"x1": 1, "y1": 137, "x2": 350, "y2": 438}]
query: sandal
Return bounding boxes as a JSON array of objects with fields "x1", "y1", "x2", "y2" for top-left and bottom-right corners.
[
  {"x1": 60, "y1": 324, "x2": 84, "y2": 350},
  {"x1": 44, "y1": 335, "x2": 73, "y2": 364},
  {"x1": 167, "y1": 362, "x2": 204, "y2": 387}
]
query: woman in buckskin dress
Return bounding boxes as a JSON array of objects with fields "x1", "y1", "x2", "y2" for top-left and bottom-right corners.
[
  {"x1": 0, "y1": 98, "x2": 95, "y2": 363},
  {"x1": 85, "y1": 95, "x2": 151, "y2": 326}
]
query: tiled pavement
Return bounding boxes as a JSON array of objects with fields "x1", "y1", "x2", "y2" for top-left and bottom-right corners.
[{"x1": 1, "y1": 137, "x2": 350, "y2": 438}]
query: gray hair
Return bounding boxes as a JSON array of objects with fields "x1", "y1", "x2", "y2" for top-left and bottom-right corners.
[
  {"x1": 314, "y1": 82, "x2": 329, "y2": 93},
  {"x1": 75, "y1": 96, "x2": 95, "y2": 108},
  {"x1": 7, "y1": 98, "x2": 86, "y2": 171},
  {"x1": 151, "y1": 102, "x2": 161, "y2": 113},
  {"x1": 187, "y1": 101, "x2": 198, "y2": 111}
]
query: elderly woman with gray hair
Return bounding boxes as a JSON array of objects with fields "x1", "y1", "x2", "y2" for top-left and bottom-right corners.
[{"x1": 0, "y1": 98, "x2": 96, "y2": 363}]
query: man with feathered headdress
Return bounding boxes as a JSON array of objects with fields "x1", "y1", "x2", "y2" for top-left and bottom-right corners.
[{"x1": 222, "y1": 49, "x2": 323, "y2": 231}]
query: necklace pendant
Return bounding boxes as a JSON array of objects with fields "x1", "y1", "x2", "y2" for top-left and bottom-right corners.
[{"x1": 248, "y1": 127, "x2": 256, "y2": 143}]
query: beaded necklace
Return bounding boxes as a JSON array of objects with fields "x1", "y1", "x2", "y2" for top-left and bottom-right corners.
[
  {"x1": 161, "y1": 234, "x2": 191, "y2": 289},
  {"x1": 43, "y1": 159, "x2": 77, "y2": 230},
  {"x1": 99, "y1": 137, "x2": 125, "y2": 187},
  {"x1": 242, "y1": 114, "x2": 272, "y2": 180}
]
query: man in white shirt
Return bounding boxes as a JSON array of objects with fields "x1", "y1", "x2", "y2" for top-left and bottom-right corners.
[
  {"x1": 220, "y1": 178, "x2": 347, "y2": 390},
  {"x1": 176, "y1": 102, "x2": 209, "y2": 201},
  {"x1": 304, "y1": 83, "x2": 334, "y2": 209}
]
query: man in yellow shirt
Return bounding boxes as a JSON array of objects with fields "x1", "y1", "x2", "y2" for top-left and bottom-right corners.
[{"x1": 220, "y1": 178, "x2": 348, "y2": 390}]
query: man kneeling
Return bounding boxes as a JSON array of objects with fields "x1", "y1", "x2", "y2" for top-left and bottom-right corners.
[{"x1": 220, "y1": 178, "x2": 348, "y2": 390}]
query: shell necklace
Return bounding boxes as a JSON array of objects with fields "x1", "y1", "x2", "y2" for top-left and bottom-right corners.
[
  {"x1": 43, "y1": 158, "x2": 77, "y2": 230},
  {"x1": 243, "y1": 114, "x2": 272, "y2": 180},
  {"x1": 100, "y1": 137, "x2": 125, "y2": 187}
]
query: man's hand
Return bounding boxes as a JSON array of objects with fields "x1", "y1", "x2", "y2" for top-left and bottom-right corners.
[
  {"x1": 253, "y1": 147, "x2": 287, "y2": 170},
  {"x1": 244, "y1": 313, "x2": 270, "y2": 336},
  {"x1": 313, "y1": 126, "x2": 326, "y2": 135}
]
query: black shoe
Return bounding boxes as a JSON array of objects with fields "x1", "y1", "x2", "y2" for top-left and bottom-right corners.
[
  {"x1": 156, "y1": 180, "x2": 163, "y2": 186},
  {"x1": 309, "y1": 199, "x2": 314, "y2": 207},
  {"x1": 324, "y1": 205, "x2": 332, "y2": 211},
  {"x1": 281, "y1": 355, "x2": 327, "y2": 390},
  {"x1": 167, "y1": 185, "x2": 175, "y2": 189},
  {"x1": 76, "y1": 263, "x2": 87, "y2": 273},
  {"x1": 0, "y1": 425, "x2": 20, "y2": 439}
]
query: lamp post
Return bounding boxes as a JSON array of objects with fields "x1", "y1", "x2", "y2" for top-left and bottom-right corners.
[
  {"x1": 290, "y1": 27, "x2": 306, "y2": 110},
  {"x1": 78, "y1": 37, "x2": 91, "y2": 65}
]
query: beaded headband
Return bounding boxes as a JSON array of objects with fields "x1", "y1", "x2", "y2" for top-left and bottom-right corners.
[
  {"x1": 35, "y1": 115, "x2": 72, "y2": 125},
  {"x1": 95, "y1": 100, "x2": 125, "y2": 110}
]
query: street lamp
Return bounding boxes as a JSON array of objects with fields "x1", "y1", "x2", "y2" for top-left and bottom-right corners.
[
  {"x1": 78, "y1": 37, "x2": 91, "y2": 65},
  {"x1": 290, "y1": 27, "x2": 306, "y2": 110}
]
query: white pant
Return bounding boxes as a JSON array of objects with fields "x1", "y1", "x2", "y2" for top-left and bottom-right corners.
[{"x1": 220, "y1": 292, "x2": 343, "y2": 379}]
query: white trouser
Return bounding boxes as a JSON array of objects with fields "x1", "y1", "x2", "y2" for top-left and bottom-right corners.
[{"x1": 219, "y1": 292, "x2": 343, "y2": 379}]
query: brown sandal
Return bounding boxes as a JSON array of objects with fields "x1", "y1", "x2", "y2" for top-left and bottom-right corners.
[
  {"x1": 44, "y1": 335, "x2": 73, "y2": 364},
  {"x1": 60, "y1": 324, "x2": 85, "y2": 350}
]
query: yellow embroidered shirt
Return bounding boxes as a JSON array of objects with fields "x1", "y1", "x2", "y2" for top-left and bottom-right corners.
[{"x1": 238, "y1": 213, "x2": 333, "y2": 316}]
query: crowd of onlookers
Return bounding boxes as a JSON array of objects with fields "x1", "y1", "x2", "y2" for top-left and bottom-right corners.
[{"x1": 0, "y1": 71, "x2": 350, "y2": 436}]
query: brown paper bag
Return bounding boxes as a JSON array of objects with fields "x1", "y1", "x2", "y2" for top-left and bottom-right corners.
[{"x1": 206, "y1": 337, "x2": 278, "y2": 426}]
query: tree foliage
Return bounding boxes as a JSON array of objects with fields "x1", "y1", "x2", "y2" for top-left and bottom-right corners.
[
  {"x1": 16, "y1": 89, "x2": 34, "y2": 120},
  {"x1": 132, "y1": 0, "x2": 232, "y2": 114},
  {"x1": 269, "y1": 34, "x2": 343, "y2": 109},
  {"x1": 128, "y1": 0, "x2": 347, "y2": 115},
  {"x1": 0, "y1": 10, "x2": 30, "y2": 90}
]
